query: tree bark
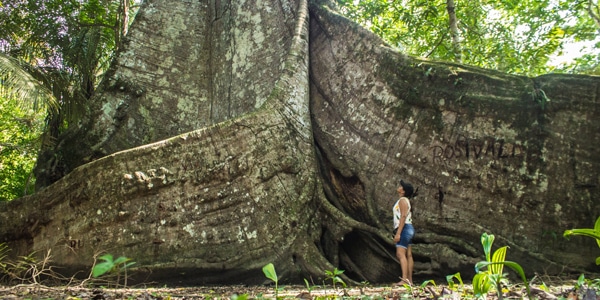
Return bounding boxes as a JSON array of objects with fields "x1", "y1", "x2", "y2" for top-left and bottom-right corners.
[
  {"x1": 34, "y1": 0, "x2": 301, "y2": 188},
  {"x1": 2, "y1": 0, "x2": 599, "y2": 285},
  {"x1": 446, "y1": 0, "x2": 461, "y2": 62}
]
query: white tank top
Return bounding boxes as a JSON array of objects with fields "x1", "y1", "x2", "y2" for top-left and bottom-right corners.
[{"x1": 393, "y1": 197, "x2": 412, "y2": 229}]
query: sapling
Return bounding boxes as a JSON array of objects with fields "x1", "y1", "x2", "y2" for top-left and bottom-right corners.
[
  {"x1": 472, "y1": 233, "x2": 531, "y2": 300},
  {"x1": 446, "y1": 272, "x2": 464, "y2": 295},
  {"x1": 325, "y1": 268, "x2": 346, "y2": 289},
  {"x1": 303, "y1": 278, "x2": 316, "y2": 294},
  {"x1": 92, "y1": 254, "x2": 135, "y2": 287},
  {"x1": 262, "y1": 263, "x2": 279, "y2": 298}
]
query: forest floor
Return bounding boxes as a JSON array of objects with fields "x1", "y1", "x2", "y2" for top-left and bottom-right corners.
[{"x1": 0, "y1": 280, "x2": 596, "y2": 299}]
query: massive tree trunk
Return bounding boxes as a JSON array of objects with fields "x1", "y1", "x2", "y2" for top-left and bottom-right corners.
[{"x1": 1, "y1": 0, "x2": 599, "y2": 285}]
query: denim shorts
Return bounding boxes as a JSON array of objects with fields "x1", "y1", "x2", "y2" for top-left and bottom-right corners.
[{"x1": 395, "y1": 224, "x2": 415, "y2": 249}]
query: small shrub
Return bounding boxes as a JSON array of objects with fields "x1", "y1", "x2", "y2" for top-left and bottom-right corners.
[
  {"x1": 325, "y1": 268, "x2": 346, "y2": 289},
  {"x1": 92, "y1": 254, "x2": 135, "y2": 287},
  {"x1": 262, "y1": 263, "x2": 278, "y2": 298}
]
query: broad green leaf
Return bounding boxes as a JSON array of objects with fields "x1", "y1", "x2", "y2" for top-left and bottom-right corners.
[
  {"x1": 564, "y1": 228, "x2": 600, "y2": 238},
  {"x1": 113, "y1": 256, "x2": 130, "y2": 265},
  {"x1": 501, "y1": 261, "x2": 528, "y2": 286},
  {"x1": 421, "y1": 279, "x2": 436, "y2": 288},
  {"x1": 472, "y1": 273, "x2": 491, "y2": 295},
  {"x1": 577, "y1": 274, "x2": 586, "y2": 287},
  {"x1": 564, "y1": 228, "x2": 600, "y2": 248},
  {"x1": 92, "y1": 261, "x2": 114, "y2": 277},
  {"x1": 595, "y1": 216, "x2": 600, "y2": 248},
  {"x1": 98, "y1": 254, "x2": 114, "y2": 262},
  {"x1": 262, "y1": 263, "x2": 278, "y2": 283},
  {"x1": 490, "y1": 246, "x2": 508, "y2": 275},
  {"x1": 333, "y1": 276, "x2": 347, "y2": 288},
  {"x1": 121, "y1": 261, "x2": 136, "y2": 270}
]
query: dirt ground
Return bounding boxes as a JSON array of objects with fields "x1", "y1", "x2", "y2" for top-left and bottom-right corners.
[
  {"x1": 0, "y1": 282, "x2": 592, "y2": 299},
  {"x1": 0, "y1": 284, "x2": 398, "y2": 299}
]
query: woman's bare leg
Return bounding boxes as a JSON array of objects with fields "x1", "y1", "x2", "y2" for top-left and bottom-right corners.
[
  {"x1": 395, "y1": 247, "x2": 410, "y2": 284},
  {"x1": 407, "y1": 245, "x2": 414, "y2": 284}
]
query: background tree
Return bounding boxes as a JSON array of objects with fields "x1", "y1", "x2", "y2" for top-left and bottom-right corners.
[
  {"x1": 335, "y1": 0, "x2": 599, "y2": 75},
  {"x1": 0, "y1": 96, "x2": 44, "y2": 200},
  {"x1": 0, "y1": 54, "x2": 54, "y2": 200},
  {"x1": 0, "y1": 0, "x2": 140, "y2": 198},
  {"x1": 558, "y1": 0, "x2": 600, "y2": 74}
]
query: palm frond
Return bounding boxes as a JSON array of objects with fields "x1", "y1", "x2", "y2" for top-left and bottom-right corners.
[{"x1": 0, "y1": 53, "x2": 58, "y2": 113}]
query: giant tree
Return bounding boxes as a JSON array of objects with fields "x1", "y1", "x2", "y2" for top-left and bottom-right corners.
[{"x1": 0, "y1": 0, "x2": 599, "y2": 285}]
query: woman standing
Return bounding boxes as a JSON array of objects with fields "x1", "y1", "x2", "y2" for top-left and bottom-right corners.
[{"x1": 393, "y1": 180, "x2": 416, "y2": 286}]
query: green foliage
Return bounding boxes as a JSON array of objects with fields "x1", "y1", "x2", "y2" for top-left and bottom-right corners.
[
  {"x1": 472, "y1": 233, "x2": 530, "y2": 300},
  {"x1": 0, "y1": 54, "x2": 57, "y2": 112},
  {"x1": 0, "y1": 0, "x2": 142, "y2": 153},
  {"x1": 262, "y1": 263, "x2": 278, "y2": 298},
  {"x1": 231, "y1": 293, "x2": 250, "y2": 300},
  {"x1": 335, "y1": 0, "x2": 600, "y2": 76},
  {"x1": 0, "y1": 1, "x2": 142, "y2": 194},
  {"x1": 419, "y1": 279, "x2": 436, "y2": 293},
  {"x1": 92, "y1": 254, "x2": 135, "y2": 277},
  {"x1": 564, "y1": 216, "x2": 600, "y2": 265},
  {"x1": 324, "y1": 267, "x2": 346, "y2": 289},
  {"x1": 575, "y1": 273, "x2": 600, "y2": 291},
  {"x1": 92, "y1": 254, "x2": 135, "y2": 287},
  {"x1": 421, "y1": 279, "x2": 435, "y2": 287},
  {"x1": 557, "y1": 52, "x2": 600, "y2": 75},
  {"x1": 0, "y1": 97, "x2": 44, "y2": 201},
  {"x1": 446, "y1": 272, "x2": 464, "y2": 295},
  {"x1": 304, "y1": 278, "x2": 317, "y2": 293}
]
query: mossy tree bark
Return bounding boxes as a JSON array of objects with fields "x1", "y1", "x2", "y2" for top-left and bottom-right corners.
[{"x1": 1, "y1": 0, "x2": 599, "y2": 285}]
